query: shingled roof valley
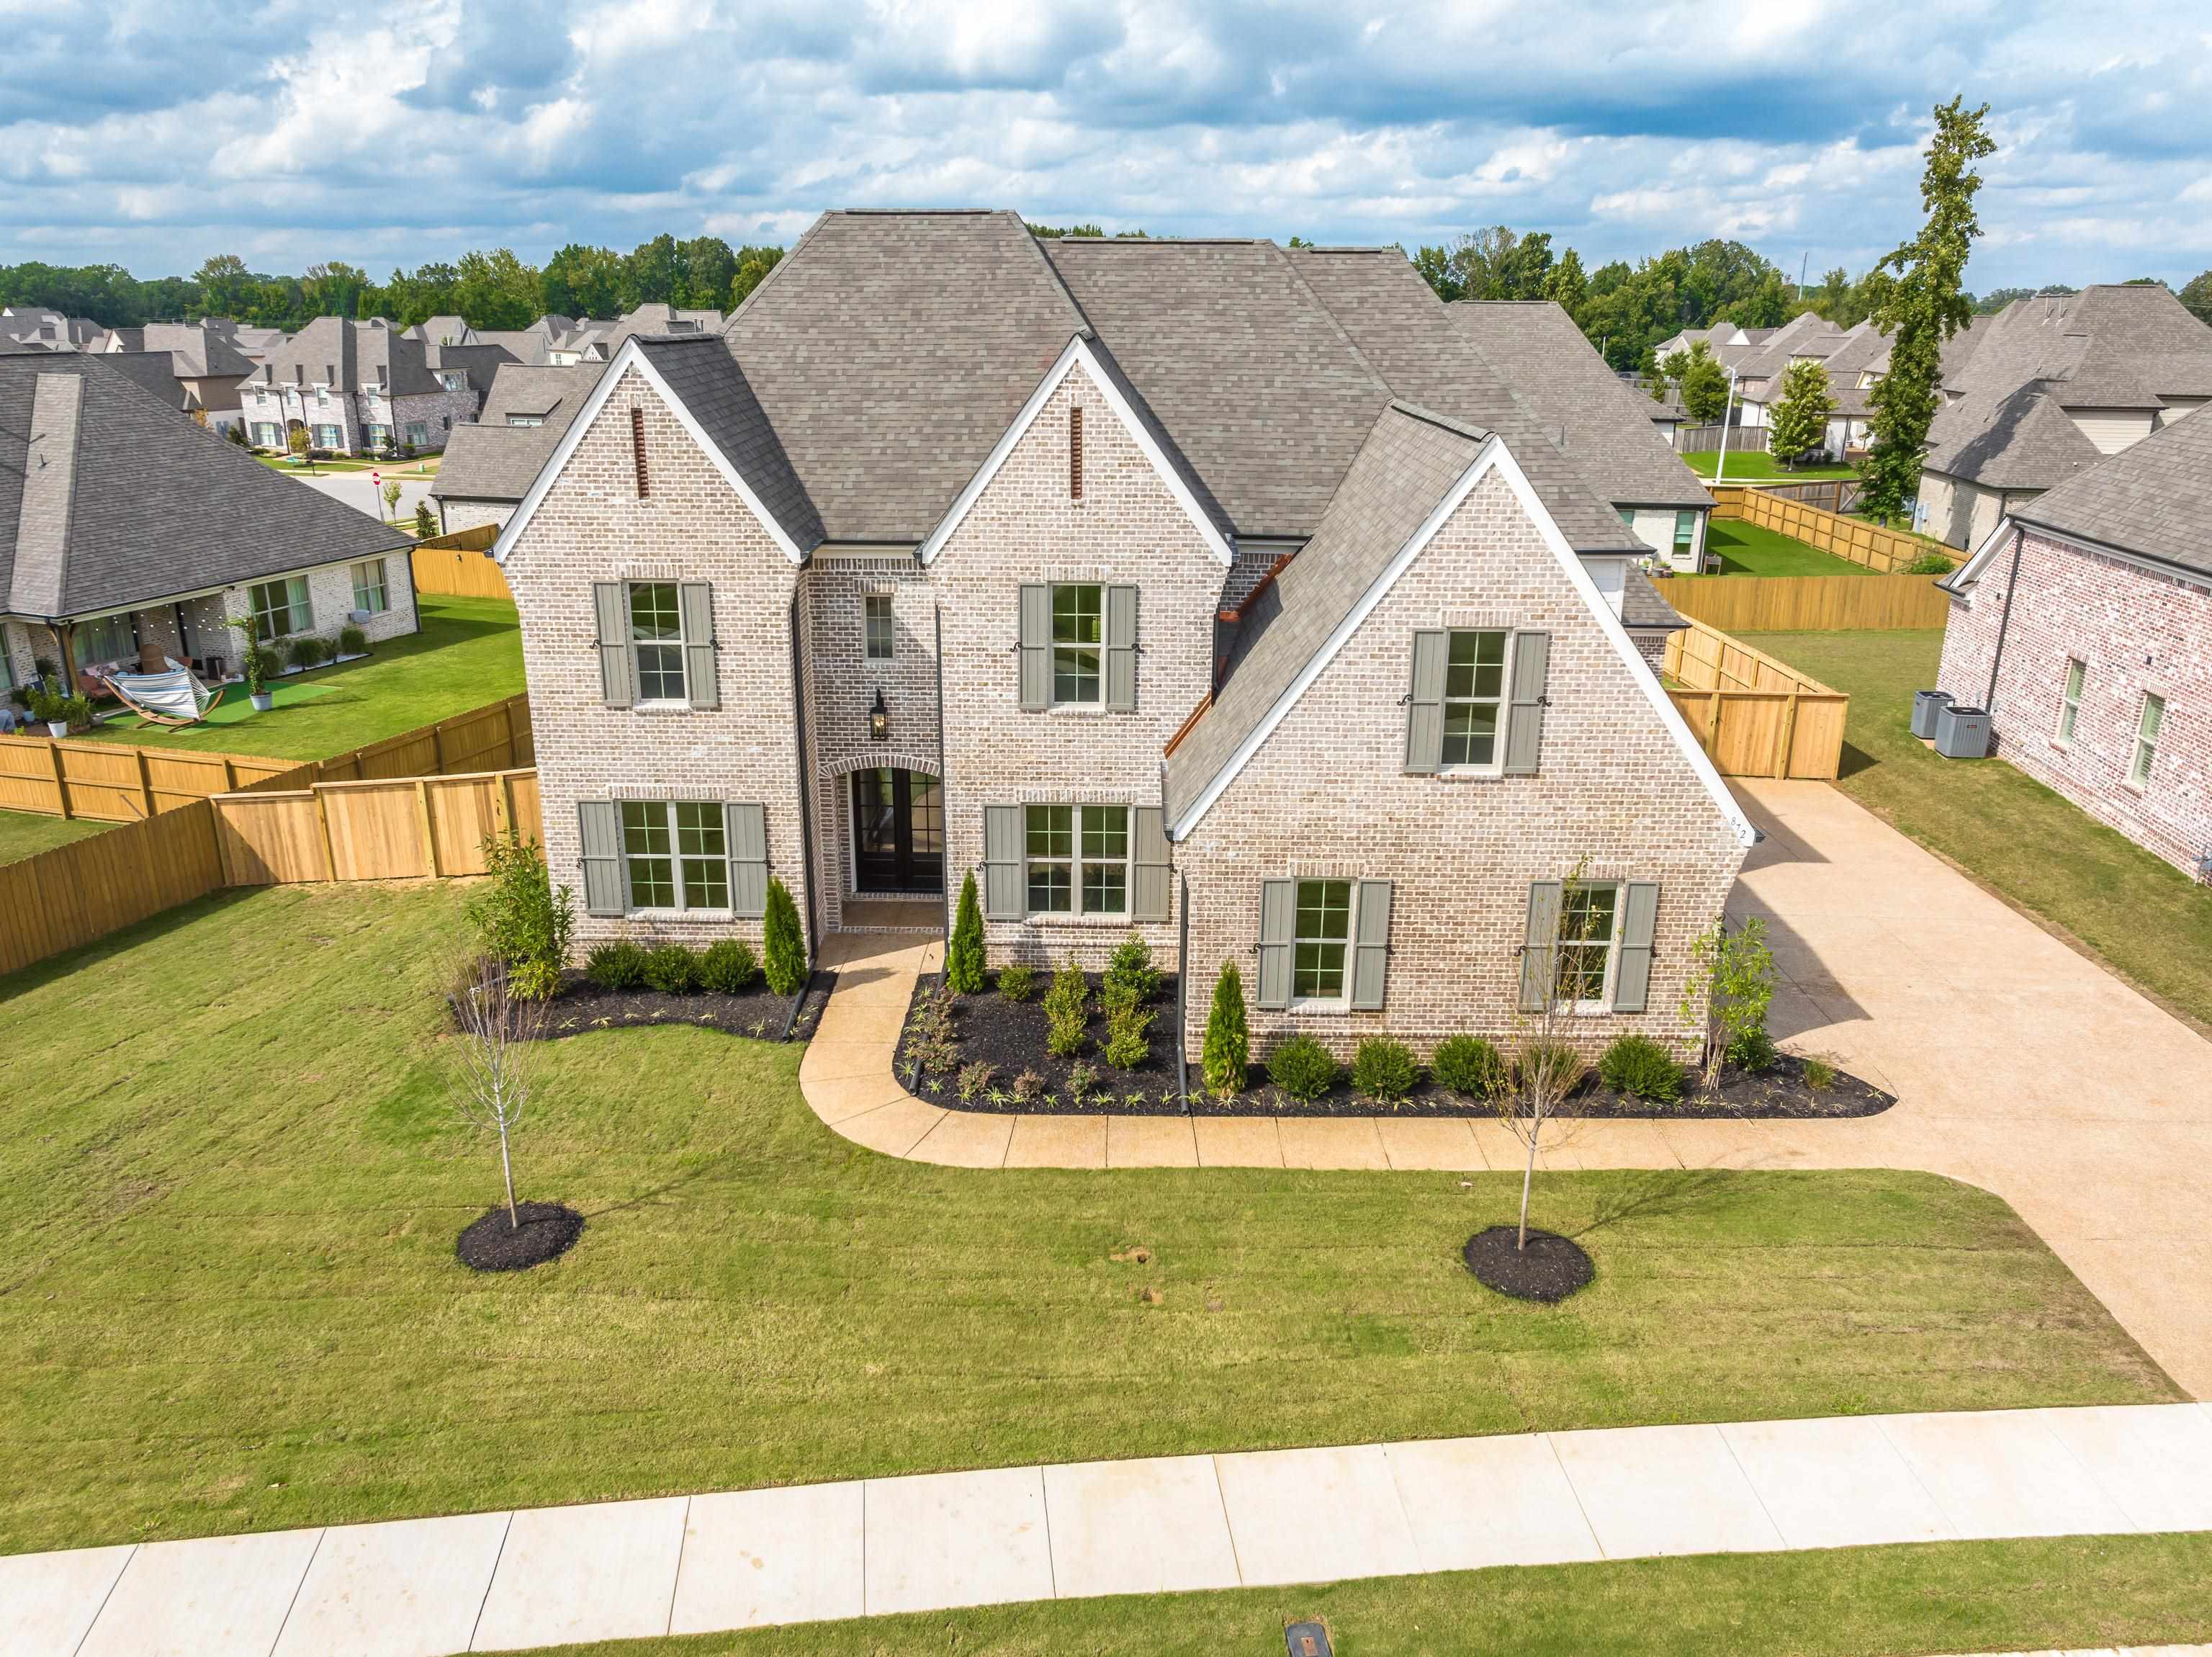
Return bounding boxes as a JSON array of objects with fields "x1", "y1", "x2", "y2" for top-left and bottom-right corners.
[{"x1": 2008, "y1": 403, "x2": 2212, "y2": 579}]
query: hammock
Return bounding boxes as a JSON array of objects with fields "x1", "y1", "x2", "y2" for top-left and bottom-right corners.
[{"x1": 97, "y1": 657, "x2": 228, "y2": 727}]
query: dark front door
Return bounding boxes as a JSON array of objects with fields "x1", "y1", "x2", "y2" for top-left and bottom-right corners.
[{"x1": 850, "y1": 768, "x2": 943, "y2": 894}]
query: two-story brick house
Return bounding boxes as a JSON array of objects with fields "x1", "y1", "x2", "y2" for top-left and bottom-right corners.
[
  {"x1": 243, "y1": 318, "x2": 482, "y2": 456},
  {"x1": 496, "y1": 211, "x2": 1754, "y2": 1061}
]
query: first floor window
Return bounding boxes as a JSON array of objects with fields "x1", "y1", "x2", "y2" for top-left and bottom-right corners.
[
  {"x1": 621, "y1": 801, "x2": 729, "y2": 910},
  {"x1": 864, "y1": 592, "x2": 895, "y2": 660},
  {"x1": 1442, "y1": 629, "x2": 1509, "y2": 769},
  {"x1": 1556, "y1": 884, "x2": 1622, "y2": 1007},
  {"x1": 351, "y1": 560, "x2": 389, "y2": 615},
  {"x1": 2131, "y1": 693, "x2": 2164, "y2": 786},
  {"x1": 1673, "y1": 510, "x2": 1697, "y2": 557},
  {"x1": 249, "y1": 575, "x2": 312, "y2": 639},
  {"x1": 76, "y1": 611, "x2": 138, "y2": 665},
  {"x1": 2056, "y1": 657, "x2": 2085, "y2": 744},
  {"x1": 364, "y1": 423, "x2": 390, "y2": 449},
  {"x1": 405, "y1": 421, "x2": 430, "y2": 446},
  {"x1": 628, "y1": 580, "x2": 686, "y2": 702},
  {"x1": 253, "y1": 422, "x2": 282, "y2": 448},
  {"x1": 1024, "y1": 802, "x2": 1128, "y2": 916},
  {"x1": 312, "y1": 423, "x2": 343, "y2": 449},
  {"x1": 1292, "y1": 878, "x2": 1353, "y2": 1002},
  {"x1": 1052, "y1": 583, "x2": 1102, "y2": 704}
]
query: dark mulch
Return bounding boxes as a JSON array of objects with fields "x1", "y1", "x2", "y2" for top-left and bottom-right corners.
[
  {"x1": 896, "y1": 973, "x2": 1894, "y2": 1120},
  {"x1": 1463, "y1": 1226, "x2": 1594, "y2": 1302},
  {"x1": 526, "y1": 969, "x2": 832, "y2": 1043},
  {"x1": 457, "y1": 1201, "x2": 585, "y2": 1272}
]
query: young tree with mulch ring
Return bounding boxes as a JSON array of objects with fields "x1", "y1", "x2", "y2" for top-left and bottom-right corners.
[
  {"x1": 446, "y1": 956, "x2": 583, "y2": 1270},
  {"x1": 945, "y1": 871, "x2": 986, "y2": 994}
]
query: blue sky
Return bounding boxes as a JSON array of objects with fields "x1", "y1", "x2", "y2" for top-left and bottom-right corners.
[{"x1": 4, "y1": 0, "x2": 2210, "y2": 290}]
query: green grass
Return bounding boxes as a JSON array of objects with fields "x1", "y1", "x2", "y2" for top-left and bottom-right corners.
[
  {"x1": 0, "y1": 807, "x2": 112, "y2": 865},
  {"x1": 254, "y1": 453, "x2": 441, "y2": 477},
  {"x1": 1681, "y1": 450, "x2": 1858, "y2": 482},
  {"x1": 0, "y1": 881, "x2": 2175, "y2": 1558},
  {"x1": 74, "y1": 594, "x2": 522, "y2": 761},
  {"x1": 545, "y1": 1535, "x2": 2212, "y2": 1656},
  {"x1": 1744, "y1": 630, "x2": 2212, "y2": 1030},
  {"x1": 1702, "y1": 520, "x2": 1873, "y2": 578}
]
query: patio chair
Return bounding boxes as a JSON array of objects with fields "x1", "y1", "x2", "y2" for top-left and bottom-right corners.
[{"x1": 96, "y1": 657, "x2": 228, "y2": 727}]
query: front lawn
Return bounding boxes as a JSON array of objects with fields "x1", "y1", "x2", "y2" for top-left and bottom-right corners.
[
  {"x1": 0, "y1": 881, "x2": 2174, "y2": 1557},
  {"x1": 0, "y1": 807, "x2": 112, "y2": 866},
  {"x1": 75, "y1": 593, "x2": 522, "y2": 761},
  {"x1": 255, "y1": 453, "x2": 442, "y2": 477},
  {"x1": 1704, "y1": 519, "x2": 1873, "y2": 578},
  {"x1": 1745, "y1": 630, "x2": 2212, "y2": 1031},
  {"x1": 1681, "y1": 450, "x2": 1858, "y2": 482}
]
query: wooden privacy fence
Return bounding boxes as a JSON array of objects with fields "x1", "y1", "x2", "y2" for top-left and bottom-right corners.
[
  {"x1": 1710, "y1": 485, "x2": 1932, "y2": 574},
  {"x1": 1677, "y1": 423, "x2": 1772, "y2": 454},
  {"x1": 1662, "y1": 618, "x2": 1848, "y2": 781},
  {"x1": 0, "y1": 801, "x2": 230, "y2": 979},
  {"x1": 1665, "y1": 573, "x2": 1953, "y2": 632},
  {"x1": 1752, "y1": 477, "x2": 1865, "y2": 516},
  {"x1": 411, "y1": 523, "x2": 513, "y2": 601},
  {"x1": 0, "y1": 694, "x2": 532, "y2": 821}
]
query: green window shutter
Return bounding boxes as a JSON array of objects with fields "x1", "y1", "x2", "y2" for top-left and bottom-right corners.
[
  {"x1": 593, "y1": 583, "x2": 634, "y2": 709},
  {"x1": 1503, "y1": 630, "x2": 1551, "y2": 776},
  {"x1": 1017, "y1": 585, "x2": 1050, "y2": 710},
  {"x1": 1613, "y1": 882, "x2": 1659, "y2": 1012},
  {"x1": 727, "y1": 801, "x2": 768, "y2": 918},
  {"x1": 982, "y1": 805, "x2": 1024, "y2": 918},
  {"x1": 1404, "y1": 629, "x2": 1447, "y2": 772},
  {"x1": 680, "y1": 583, "x2": 719, "y2": 711},
  {"x1": 1130, "y1": 806, "x2": 1170, "y2": 922},
  {"x1": 1349, "y1": 879, "x2": 1393, "y2": 1010},
  {"x1": 1519, "y1": 881, "x2": 1563, "y2": 1012},
  {"x1": 578, "y1": 800, "x2": 626, "y2": 916},
  {"x1": 1105, "y1": 585, "x2": 1138, "y2": 710},
  {"x1": 1256, "y1": 879, "x2": 1295, "y2": 1010}
]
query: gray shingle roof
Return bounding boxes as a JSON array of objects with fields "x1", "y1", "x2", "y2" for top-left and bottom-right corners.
[
  {"x1": 2008, "y1": 406, "x2": 2212, "y2": 578},
  {"x1": 252, "y1": 316, "x2": 444, "y2": 396},
  {"x1": 1621, "y1": 567, "x2": 1687, "y2": 631},
  {"x1": 0, "y1": 355, "x2": 409, "y2": 619},
  {"x1": 1927, "y1": 384, "x2": 2107, "y2": 489},
  {"x1": 432, "y1": 365, "x2": 599, "y2": 506},
  {"x1": 634, "y1": 335, "x2": 824, "y2": 554},
  {"x1": 1164, "y1": 402, "x2": 1487, "y2": 821}
]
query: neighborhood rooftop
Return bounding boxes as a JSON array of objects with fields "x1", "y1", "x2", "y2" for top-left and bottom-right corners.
[{"x1": 2005, "y1": 395, "x2": 2212, "y2": 579}]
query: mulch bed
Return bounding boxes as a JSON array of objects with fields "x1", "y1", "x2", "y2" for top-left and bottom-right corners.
[
  {"x1": 457, "y1": 1201, "x2": 585, "y2": 1272},
  {"x1": 896, "y1": 973, "x2": 1894, "y2": 1120},
  {"x1": 1463, "y1": 1226, "x2": 1594, "y2": 1302},
  {"x1": 526, "y1": 969, "x2": 832, "y2": 1043}
]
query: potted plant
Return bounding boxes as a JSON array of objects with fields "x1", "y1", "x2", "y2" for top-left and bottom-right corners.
[
  {"x1": 225, "y1": 611, "x2": 276, "y2": 711},
  {"x1": 27, "y1": 686, "x2": 71, "y2": 737}
]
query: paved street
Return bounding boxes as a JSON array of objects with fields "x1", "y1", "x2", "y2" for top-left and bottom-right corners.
[{"x1": 282, "y1": 468, "x2": 436, "y2": 531}]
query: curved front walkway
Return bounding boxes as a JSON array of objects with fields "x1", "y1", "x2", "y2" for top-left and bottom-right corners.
[{"x1": 802, "y1": 780, "x2": 2212, "y2": 1396}]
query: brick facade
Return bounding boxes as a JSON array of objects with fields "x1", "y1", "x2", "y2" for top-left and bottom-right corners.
[
  {"x1": 1938, "y1": 526, "x2": 2210, "y2": 879},
  {"x1": 243, "y1": 384, "x2": 479, "y2": 456}
]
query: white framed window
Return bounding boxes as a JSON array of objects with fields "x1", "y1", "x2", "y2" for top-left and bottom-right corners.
[
  {"x1": 364, "y1": 423, "x2": 390, "y2": 449},
  {"x1": 312, "y1": 423, "x2": 343, "y2": 449},
  {"x1": 627, "y1": 580, "x2": 687, "y2": 704},
  {"x1": 1555, "y1": 883, "x2": 1623, "y2": 1010},
  {"x1": 1292, "y1": 878, "x2": 1354, "y2": 1005},
  {"x1": 351, "y1": 560, "x2": 389, "y2": 615},
  {"x1": 440, "y1": 371, "x2": 467, "y2": 392},
  {"x1": 248, "y1": 576, "x2": 312, "y2": 639},
  {"x1": 1051, "y1": 583, "x2": 1102, "y2": 704},
  {"x1": 405, "y1": 421, "x2": 429, "y2": 447},
  {"x1": 2056, "y1": 657, "x2": 2085, "y2": 745},
  {"x1": 1023, "y1": 802, "x2": 1128, "y2": 916},
  {"x1": 2130, "y1": 693, "x2": 2164, "y2": 787},
  {"x1": 1673, "y1": 511, "x2": 1697, "y2": 557},
  {"x1": 253, "y1": 422, "x2": 282, "y2": 448},
  {"x1": 1442, "y1": 629, "x2": 1510, "y2": 771},
  {"x1": 620, "y1": 801, "x2": 729, "y2": 911},
  {"x1": 864, "y1": 593, "x2": 894, "y2": 661}
]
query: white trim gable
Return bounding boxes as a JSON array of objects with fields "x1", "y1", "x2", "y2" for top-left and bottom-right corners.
[
  {"x1": 915, "y1": 333, "x2": 1233, "y2": 568},
  {"x1": 1169, "y1": 436, "x2": 1757, "y2": 848},
  {"x1": 490, "y1": 337, "x2": 806, "y2": 569},
  {"x1": 1943, "y1": 516, "x2": 2020, "y2": 593}
]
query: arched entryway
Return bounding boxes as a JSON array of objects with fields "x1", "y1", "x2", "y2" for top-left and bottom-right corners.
[{"x1": 846, "y1": 765, "x2": 943, "y2": 895}]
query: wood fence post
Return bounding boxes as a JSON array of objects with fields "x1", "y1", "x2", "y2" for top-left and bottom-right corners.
[
  {"x1": 415, "y1": 778, "x2": 442, "y2": 877},
  {"x1": 313, "y1": 784, "x2": 338, "y2": 881},
  {"x1": 1704, "y1": 691, "x2": 1722, "y2": 759},
  {"x1": 496, "y1": 770, "x2": 516, "y2": 840},
  {"x1": 431, "y1": 722, "x2": 446, "y2": 776},
  {"x1": 220, "y1": 756, "x2": 236, "y2": 793},
  {"x1": 48, "y1": 740, "x2": 71, "y2": 819},
  {"x1": 135, "y1": 747, "x2": 155, "y2": 819},
  {"x1": 1774, "y1": 693, "x2": 1799, "y2": 779}
]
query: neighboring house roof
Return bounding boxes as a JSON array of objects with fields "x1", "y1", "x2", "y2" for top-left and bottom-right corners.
[
  {"x1": 431, "y1": 364, "x2": 597, "y2": 506},
  {"x1": 1619, "y1": 567, "x2": 1686, "y2": 630},
  {"x1": 251, "y1": 315, "x2": 448, "y2": 395},
  {"x1": 1444, "y1": 300, "x2": 1712, "y2": 511},
  {"x1": 404, "y1": 315, "x2": 476, "y2": 346},
  {"x1": 135, "y1": 322, "x2": 257, "y2": 382},
  {"x1": 631, "y1": 335, "x2": 825, "y2": 554},
  {"x1": 1730, "y1": 313, "x2": 1849, "y2": 389},
  {"x1": 2003, "y1": 405, "x2": 2212, "y2": 580},
  {"x1": 89, "y1": 350, "x2": 189, "y2": 413},
  {"x1": 1925, "y1": 384, "x2": 2105, "y2": 490},
  {"x1": 0, "y1": 354, "x2": 409, "y2": 620}
]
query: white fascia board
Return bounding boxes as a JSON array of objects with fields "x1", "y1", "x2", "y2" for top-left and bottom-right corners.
[
  {"x1": 490, "y1": 337, "x2": 804, "y2": 569},
  {"x1": 1169, "y1": 438, "x2": 1757, "y2": 850},
  {"x1": 917, "y1": 334, "x2": 1233, "y2": 568},
  {"x1": 1944, "y1": 516, "x2": 2019, "y2": 592}
]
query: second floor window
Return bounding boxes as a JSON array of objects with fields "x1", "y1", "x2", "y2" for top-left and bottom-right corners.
[
  {"x1": 1442, "y1": 629, "x2": 1509, "y2": 769},
  {"x1": 864, "y1": 593, "x2": 894, "y2": 660},
  {"x1": 1053, "y1": 583, "x2": 1102, "y2": 704},
  {"x1": 629, "y1": 581, "x2": 687, "y2": 702}
]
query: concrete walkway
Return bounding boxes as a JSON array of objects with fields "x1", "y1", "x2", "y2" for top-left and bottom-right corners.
[
  {"x1": 7, "y1": 1404, "x2": 2211, "y2": 1656},
  {"x1": 801, "y1": 780, "x2": 2212, "y2": 1396}
]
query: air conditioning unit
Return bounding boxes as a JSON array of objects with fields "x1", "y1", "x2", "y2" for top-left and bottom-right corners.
[
  {"x1": 1933, "y1": 703, "x2": 1992, "y2": 759},
  {"x1": 348, "y1": 609, "x2": 372, "y2": 625},
  {"x1": 1911, "y1": 690, "x2": 1953, "y2": 739}
]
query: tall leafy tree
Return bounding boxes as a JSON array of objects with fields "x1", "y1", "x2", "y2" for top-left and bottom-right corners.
[
  {"x1": 621, "y1": 233, "x2": 680, "y2": 307},
  {"x1": 1410, "y1": 243, "x2": 1462, "y2": 303},
  {"x1": 1766, "y1": 359, "x2": 1838, "y2": 467},
  {"x1": 1862, "y1": 97, "x2": 1996, "y2": 526},
  {"x1": 542, "y1": 243, "x2": 625, "y2": 318},
  {"x1": 451, "y1": 249, "x2": 543, "y2": 331},
  {"x1": 1542, "y1": 246, "x2": 1587, "y2": 317},
  {"x1": 728, "y1": 244, "x2": 784, "y2": 307},
  {"x1": 2177, "y1": 271, "x2": 2212, "y2": 324},
  {"x1": 1678, "y1": 341, "x2": 1731, "y2": 425},
  {"x1": 674, "y1": 235, "x2": 737, "y2": 310}
]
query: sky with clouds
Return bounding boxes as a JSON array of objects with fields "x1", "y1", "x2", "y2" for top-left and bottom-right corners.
[{"x1": 4, "y1": 0, "x2": 2209, "y2": 291}]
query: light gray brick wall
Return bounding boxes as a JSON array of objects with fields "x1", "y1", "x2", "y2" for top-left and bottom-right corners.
[{"x1": 435, "y1": 499, "x2": 517, "y2": 535}]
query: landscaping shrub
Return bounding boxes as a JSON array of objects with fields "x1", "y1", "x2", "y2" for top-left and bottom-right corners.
[
  {"x1": 286, "y1": 635, "x2": 327, "y2": 670},
  {"x1": 762, "y1": 877, "x2": 806, "y2": 994},
  {"x1": 1514, "y1": 1040, "x2": 1588, "y2": 1097},
  {"x1": 1010, "y1": 1068, "x2": 1045, "y2": 1103},
  {"x1": 467, "y1": 833, "x2": 574, "y2": 1000},
  {"x1": 1043, "y1": 956, "x2": 1089, "y2": 1057},
  {"x1": 957, "y1": 1061, "x2": 997, "y2": 1103},
  {"x1": 643, "y1": 944, "x2": 700, "y2": 994},
  {"x1": 1598, "y1": 1034, "x2": 1683, "y2": 1103},
  {"x1": 1067, "y1": 1060, "x2": 1101, "y2": 1104},
  {"x1": 1683, "y1": 915, "x2": 1776, "y2": 1093},
  {"x1": 1104, "y1": 934, "x2": 1161, "y2": 1005},
  {"x1": 585, "y1": 940, "x2": 649, "y2": 991},
  {"x1": 1729, "y1": 1026, "x2": 1779, "y2": 1073},
  {"x1": 1267, "y1": 1034, "x2": 1340, "y2": 1102},
  {"x1": 1431, "y1": 1034, "x2": 1506, "y2": 1098},
  {"x1": 413, "y1": 500, "x2": 438, "y2": 539},
  {"x1": 904, "y1": 984, "x2": 962, "y2": 1080},
  {"x1": 1102, "y1": 995, "x2": 1154, "y2": 1070},
  {"x1": 337, "y1": 624, "x2": 368, "y2": 657},
  {"x1": 1803, "y1": 1054, "x2": 1837, "y2": 1091},
  {"x1": 1202, "y1": 963, "x2": 1249, "y2": 1096},
  {"x1": 996, "y1": 963, "x2": 1036, "y2": 1002},
  {"x1": 1903, "y1": 549, "x2": 1957, "y2": 575},
  {"x1": 698, "y1": 938, "x2": 760, "y2": 994},
  {"x1": 945, "y1": 871, "x2": 986, "y2": 994},
  {"x1": 1351, "y1": 1037, "x2": 1419, "y2": 1103}
]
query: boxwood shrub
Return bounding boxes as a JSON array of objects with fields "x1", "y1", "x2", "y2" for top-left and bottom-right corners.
[{"x1": 1266, "y1": 1033, "x2": 1340, "y2": 1102}]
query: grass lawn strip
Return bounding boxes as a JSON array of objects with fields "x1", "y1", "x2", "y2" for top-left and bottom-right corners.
[
  {"x1": 0, "y1": 807, "x2": 112, "y2": 864},
  {"x1": 534, "y1": 1534, "x2": 2212, "y2": 1656},
  {"x1": 1680, "y1": 450, "x2": 1860, "y2": 482},
  {"x1": 1744, "y1": 629, "x2": 2212, "y2": 1033},
  {"x1": 1701, "y1": 519, "x2": 1874, "y2": 578},
  {"x1": 0, "y1": 881, "x2": 2174, "y2": 1557},
  {"x1": 68, "y1": 593, "x2": 523, "y2": 761}
]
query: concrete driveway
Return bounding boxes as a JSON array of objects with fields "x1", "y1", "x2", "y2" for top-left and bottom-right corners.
[{"x1": 1725, "y1": 779, "x2": 2212, "y2": 1397}]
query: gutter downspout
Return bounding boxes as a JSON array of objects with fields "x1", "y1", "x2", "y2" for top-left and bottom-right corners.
[
  {"x1": 935, "y1": 601, "x2": 951, "y2": 948},
  {"x1": 788, "y1": 589, "x2": 817, "y2": 964},
  {"x1": 1982, "y1": 526, "x2": 2026, "y2": 717}
]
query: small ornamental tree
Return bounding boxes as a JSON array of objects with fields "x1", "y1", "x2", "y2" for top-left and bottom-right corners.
[
  {"x1": 762, "y1": 876, "x2": 806, "y2": 995},
  {"x1": 382, "y1": 477, "x2": 403, "y2": 521},
  {"x1": 447, "y1": 955, "x2": 544, "y2": 1231},
  {"x1": 1681, "y1": 912, "x2": 1779, "y2": 1093},
  {"x1": 1202, "y1": 961, "x2": 1249, "y2": 1097},
  {"x1": 1767, "y1": 359, "x2": 1838, "y2": 467},
  {"x1": 287, "y1": 423, "x2": 313, "y2": 468},
  {"x1": 413, "y1": 500, "x2": 438, "y2": 539},
  {"x1": 945, "y1": 870, "x2": 986, "y2": 994},
  {"x1": 1678, "y1": 341, "x2": 1731, "y2": 426}
]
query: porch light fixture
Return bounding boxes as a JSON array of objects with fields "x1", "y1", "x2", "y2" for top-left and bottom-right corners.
[{"x1": 868, "y1": 687, "x2": 889, "y2": 742}]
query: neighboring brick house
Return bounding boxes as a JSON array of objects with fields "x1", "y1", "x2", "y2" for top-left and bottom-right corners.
[
  {"x1": 1937, "y1": 410, "x2": 2211, "y2": 881},
  {"x1": 94, "y1": 323, "x2": 256, "y2": 432},
  {"x1": 241, "y1": 317, "x2": 482, "y2": 455},
  {"x1": 495, "y1": 210, "x2": 1753, "y2": 1062},
  {"x1": 0, "y1": 355, "x2": 416, "y2": 704},
  {"x1": 431, "y1": 366, "x2": 598, "y2": 533}
]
